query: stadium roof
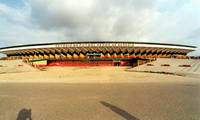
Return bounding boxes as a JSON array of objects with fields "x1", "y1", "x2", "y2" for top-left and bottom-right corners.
[
  {"x1": 0, "y1": 41, "x2": 197, "y2": 55},
  {"x1": 0, "y1": 41, "x2": 197, "y2": 49}
]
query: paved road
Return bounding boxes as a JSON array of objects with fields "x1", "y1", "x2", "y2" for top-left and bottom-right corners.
[{"x1": 0, "y1": 83, "x2": 200, "y2": 120}]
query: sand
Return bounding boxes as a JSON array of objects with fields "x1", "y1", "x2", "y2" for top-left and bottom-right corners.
[
  {"x1": 0, "y1": 67, "x2": 200, "y2": 120},
  {"x1": 0, "y1": 67, "x2": 199, "y2": 83}
]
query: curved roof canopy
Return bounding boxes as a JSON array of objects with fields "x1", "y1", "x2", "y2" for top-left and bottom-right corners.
[{"x1": 0, "y1": 41, "x2": 197, "y2": 55}]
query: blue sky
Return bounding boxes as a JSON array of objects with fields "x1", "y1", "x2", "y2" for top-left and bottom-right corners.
[
  {"x1": 0, "y1": 0, "x2": 24, "y2": 8},
  {"x1": 0, "y1": 0, "x2": 200, "y2": 57}
]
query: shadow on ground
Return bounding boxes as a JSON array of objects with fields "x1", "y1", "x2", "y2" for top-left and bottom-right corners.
[
  {"x1": 16, "y1": 108, "x2": 32, "y2": 120},
  {"x1": 100, "y1": 101, "x2": 139, "y2": 120}
]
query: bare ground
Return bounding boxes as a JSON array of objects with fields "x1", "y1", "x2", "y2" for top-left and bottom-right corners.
[{"x1": 0, "y1": 67, "x2": 200, "y2": 120}]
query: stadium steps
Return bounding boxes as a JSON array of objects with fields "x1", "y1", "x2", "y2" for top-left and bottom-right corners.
[
  {"x1": 130, "y1": 58, "x2": 200, "y2": 76},
  {"x1": 0, "y1": 60, "x2": 38, "y2": 74},
  {"x1": 189, "y1": 61, "x2": 200, "y2": 72},
  {"x1": 180, "y1": 60, "x2": 197, "y2": 72},
  {"x1": 193, "y1": 61, "x2": 200, "y2": 72},
  {"x1": 182, "y1": 60, "x2": 200, "y2": 73},
  {"x1": 187, "y1": 61, "x2": 197, "y2": 72}
]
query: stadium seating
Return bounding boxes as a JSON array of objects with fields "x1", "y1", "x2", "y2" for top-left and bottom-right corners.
[
  {"x1": 0, "y1": 60, "x2": 38, "y2": 74},
  {"x1": 131, "y1": 58, "x2": 200, "y2": 75}
]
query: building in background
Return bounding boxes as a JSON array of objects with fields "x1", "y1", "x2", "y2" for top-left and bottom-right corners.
[{"x1": 0, "y1": 41, "x2": 197, "y2": 67}]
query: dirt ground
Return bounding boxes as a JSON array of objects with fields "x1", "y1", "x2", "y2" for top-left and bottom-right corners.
[{"x1": 0, "y1": 67, "x2": 200, "y2": 120}]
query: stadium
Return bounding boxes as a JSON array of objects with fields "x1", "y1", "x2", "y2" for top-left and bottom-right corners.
[{"x1": 0, "y1": 41, "x2": 197, "y2": 67}]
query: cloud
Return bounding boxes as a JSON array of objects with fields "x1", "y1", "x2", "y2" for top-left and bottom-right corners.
[
  {"x1": 29, "y1": 0, "x2": 159, "y2": 41},
  {"x1": 0, "y1": 3, "x2": 30, "y2": 25},
  {"x1": 0, "y1": 0, "x2": 200, "y2": 55}
]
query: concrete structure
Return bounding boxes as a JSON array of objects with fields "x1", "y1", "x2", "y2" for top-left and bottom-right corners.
[
  {"x1": 130, "y1": 58, "x2": 200, "y2": 75},
  {"x1": 0, "y1": 42, "x2": 197, "y2": 67},
  {"x1": 0, "y1": 60, "x2": 38, "y2": 73}
]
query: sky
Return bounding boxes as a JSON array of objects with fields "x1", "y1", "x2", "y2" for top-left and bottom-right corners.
[{"x1": 0, "y1": 0, "x2": 200, "y2": 57}]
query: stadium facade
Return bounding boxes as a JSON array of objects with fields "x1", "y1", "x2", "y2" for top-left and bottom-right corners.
[{"x1": 0, "y1": 42, "x2": 197, "y2": 67}]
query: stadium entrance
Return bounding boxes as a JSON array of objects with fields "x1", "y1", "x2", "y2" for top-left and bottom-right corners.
[
  {"x1": 30, "y1": 58, "x2": 148, "y2": 67},
  {"x1": 86, "y1": 53, "x2": 101, "y2": 58}
]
